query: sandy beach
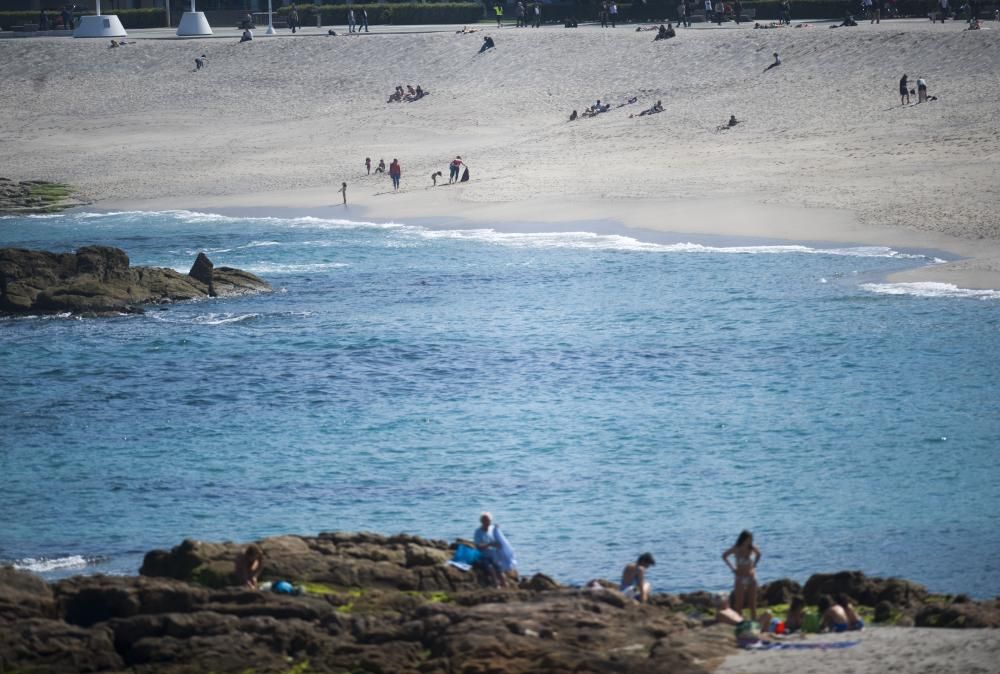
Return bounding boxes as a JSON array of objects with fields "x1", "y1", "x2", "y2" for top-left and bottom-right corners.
[
  {"x1": 713, "y1": 626, "x2": 1000, "y2": 673},
  {"x1": 1, "y1": 19, "x2": 998, "y2": 287}
]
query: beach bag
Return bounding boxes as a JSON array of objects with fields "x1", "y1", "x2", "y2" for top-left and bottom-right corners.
[
  {"x1": 734, "y1": 620, "x2": 761, "y2": 646},
  {"x1": 460, "y1": 167, "x2": 470, "y2": 182},
  {"x1": 452, "y1": 544, "x2": 481, "y2": 565}
]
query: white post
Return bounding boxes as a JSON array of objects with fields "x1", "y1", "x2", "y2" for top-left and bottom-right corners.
[
  {"x1": 96, "y1": 0, "x2": 101, "y2": 16},
  {"x1": 266, "y1": 0, "x2": 276, "y2": 34},
  {"x1": 165, "y1": 0, "x2": 171, "y2": 27},
  {"x1": 191, "y1": 0, "x2": 196, "y2": 12}
]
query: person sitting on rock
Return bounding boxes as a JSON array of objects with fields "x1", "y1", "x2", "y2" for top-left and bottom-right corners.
[
  {"x1": 234, "y1": 544, "x2": 263, "y2": 589},
  {"x1": 473, "y1": 511, "x2": 509, "y2": 588},
  {"x1": 620, "y1": 552, "x2": 655, "y2": 602}
]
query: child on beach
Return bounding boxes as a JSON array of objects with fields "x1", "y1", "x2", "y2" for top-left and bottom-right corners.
[
  {"x1": 723, "y1": 530, "x2": 761, "y2": 620},
  {"x1": 620, "y1": 553, "x2": 655, "y2": 603},
  {"x1": 375, "y1": 159, "x2": 386, "y2": 174},
  {"x1": 431, "y1": 171, "x2": 443, "y2": 185},
  {"x1": 365, "y1": 157, "x2": 371, "y2": 175}
]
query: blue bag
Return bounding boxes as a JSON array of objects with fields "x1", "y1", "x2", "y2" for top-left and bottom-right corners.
[{"x1": 452, "y1": 544, "x2": 482, "y2": 565}]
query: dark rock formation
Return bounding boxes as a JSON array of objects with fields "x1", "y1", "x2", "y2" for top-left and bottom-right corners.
[
  {"x1": 0, "y1": 246, "x2": 270, "y2": 316},
  {"x1": 803, "y1": 570, "x2": 927, "y2": 607},
  {"x1": 760, "y1": 577, "x2": 803, "y2": 606}
]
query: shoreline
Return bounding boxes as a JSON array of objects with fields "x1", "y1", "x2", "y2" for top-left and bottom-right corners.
[{"x1": 94, "y1": 188, "x2": 998, "y2": 289}]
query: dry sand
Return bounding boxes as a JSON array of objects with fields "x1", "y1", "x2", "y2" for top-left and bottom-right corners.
[
  {"x1": 713, "y1": 626, "x2": 1000, "y2": 674},
  {"x1": 1, "y1": 20, "x2": 999, "y2": 289}
]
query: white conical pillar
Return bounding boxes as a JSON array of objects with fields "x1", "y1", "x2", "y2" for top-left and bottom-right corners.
[
  {"x1": 265, "y1": 0, "x2": 276, "y2": 34},
  {"x1": 74, "y1": 0, "x2": 127, "y2": 37},
  {"x1": 176, "y1": 0, "x2": 213, "y2": 36}
]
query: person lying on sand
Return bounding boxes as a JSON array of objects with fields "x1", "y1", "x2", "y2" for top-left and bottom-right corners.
[
  {"x1": 716, "y1": 114, "x2": 740, "y2": 130},
  {"x1": 615, "y1": 97, "x2": 638, "y2": 108},
  {"x1": 764, "y1": 52, "x2": 781, "y2": 71},
  {"x1": 632, "y1": 100, "x2": 664, "y2": 117},
  {"x1": 455, "y1": 25, "x2": 481, "y2": 33}
]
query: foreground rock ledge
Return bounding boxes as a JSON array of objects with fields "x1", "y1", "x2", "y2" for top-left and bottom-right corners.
[{"x1": 0, "y1": 246, "x2": 270, "y2": 316}]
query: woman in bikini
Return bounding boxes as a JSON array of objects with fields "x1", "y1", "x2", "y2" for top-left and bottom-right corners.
[
  {"x1": 620, "y1": 552, "x2": 655, "y2": 603},
  {"x1": 722, "y1": 530, "x2": 761, "y2": 620}
]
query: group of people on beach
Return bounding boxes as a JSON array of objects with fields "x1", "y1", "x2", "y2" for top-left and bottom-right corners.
[
  {"x1": 235, "y1": 523, "x2": 864, "y2": 640},
  {"x1": 387, "y1": 85, "x2": 428, "y2": 103},
  {"x1": 899, "y1": 73, "x2": 933, "y2": 105},
  {"x1": 496, "y1": 1, "x2": 543, "y2": 28}
]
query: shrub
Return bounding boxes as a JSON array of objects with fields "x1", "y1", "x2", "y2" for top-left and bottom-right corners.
[{"x1": 0, "y1": 8, "x2": 166, "y2": 30}]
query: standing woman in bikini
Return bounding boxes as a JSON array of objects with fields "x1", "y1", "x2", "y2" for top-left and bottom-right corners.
[{"x1": 722, "y1": 530, "x2": 761, "y2": 620}]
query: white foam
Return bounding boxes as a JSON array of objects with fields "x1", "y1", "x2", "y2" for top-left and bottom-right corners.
[
  {"x1": 13, "y1": 555, "x2": 91, "y2": 573},
  {"x1": 200, "y1": 240, "x2": 282, "y2": 255},
  {"x1": 861, "y1": 282, "x2": 1000, "y2": 299},
  {"x1": 241, "y1": 262, "x2": 351, "y2": 274},
  {"x1": 150, "y1": 312, "x2": 261, "y2": 325}
]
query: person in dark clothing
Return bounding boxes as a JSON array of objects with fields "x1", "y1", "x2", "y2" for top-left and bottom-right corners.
[
  {"x1": 478, "y1": 35, "x2": 495, "y2": 52},
  {"x1": 734, "y1": 0, "x2": 743, "y2": 23},
  {"x1": 39, "y1": 10, "x2": 50, "y2": 30},
  {"x1": 899, "y1": 74, "x2": 909, "y2": 105}
]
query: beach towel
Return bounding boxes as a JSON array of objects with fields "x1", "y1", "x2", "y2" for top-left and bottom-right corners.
[
  {"x1": 494, "y1": 525, "x2": 517, "y2": 572},
  {"x1": 743, "y1": 640, "x2": 861, "y2": 651}
]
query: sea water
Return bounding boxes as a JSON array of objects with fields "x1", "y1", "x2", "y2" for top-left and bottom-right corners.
[{"x1": 1, "y1": 210, "x2": 998, "y2": 596}]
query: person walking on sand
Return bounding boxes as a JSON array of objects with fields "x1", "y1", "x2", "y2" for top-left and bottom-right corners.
[
  {"x1": 533, "y1": 2, "x2": 542, "y2": 27},
  {"x1": 899, "y1": 73, "x2": 910, "y2": 105},
  {"x1": 288, "y1": 4, "x2": 299, "y2": 33},
  {"x1": 449, "y1": 156, "x2": 465, "y2": 184},
  {"x1": 937, "y1": 0, "x2": 948, "y2": 21},
  {"x1": 365, "y1": 157, "x2": 371, "y2": 175},
  {"x1": 620, "y1": 553, "x2": 655, "y2": 603},
  {"x1": 389, "y1": 158, "x2": 401, "y2": 191},
  {"x1": 495, "y1": 2, "x2": 503, "y2": 27},
  {"x1": 338, "y1": 182, "x2": 347, "y2": 205},
  {"x1": 360, "y1": 8, "x2": 369, "y2": 32},
  {"x1": 348, "y1": 8, "x2": 356, "y2": 33},
  {"x1": 610, "y1": 1, "x2": 619, "y2": 26},
  {"x1": 723, "y1": 530, "x2": 761, "y2": 620}
]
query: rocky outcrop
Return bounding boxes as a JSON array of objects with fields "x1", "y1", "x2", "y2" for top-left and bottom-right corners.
[
  {"x1": 0, "y1": 178, "x2": 81, "y2": 214},
  {"x1": 141, "y1": 532, "x2": 488, "y2": 593},
  {"x1": 0, "y1": 246, "x2": 270, "y2": 316},
  {"x1": 802, "y1": 570, "x2": 927, "y2": 607},
  {"x1": 1, "y1": 556, "x2": 732, "y2": 674}
]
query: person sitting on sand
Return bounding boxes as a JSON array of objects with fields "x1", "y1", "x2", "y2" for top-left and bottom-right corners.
[
  {"x1": 474, "y1": 511, "x2": 509, "y2": 588},
  {"x1": 723, "y1": 529, "x2": 761, "y2": 620},
  {"x1": 620, "y1": 552, "x2": 655, "y2": 603},
  {"x1": 415, "y1": 85, "x2": 426, "y2": 99},
  {"x1": 479, "y1": 36, "x2": 496, "y2": 53},
  {"x1": 240, "y1": 28, "x2": 253, "y2": 42},
  {"x1": 784, "y1": 595, "x2": 808, "y2": 632},
  {"x1": 836, "y1": 593, "x2": 865, "y2": 630},
  {"x1": 569, "y1": 109, "x2": 578, "y2": 121},
  {"x1": 764, "y1": 52, "x2": 781, "y2": 71},
  {"x1": 194, "y1": 54, "x2": 207, "y2": 70},
  {"x1": 818, "y1": 594, "x2": 851, "y2": 632},
  {"x1": 728, "y1": 114, "x2": 739, "y2": 126},
  {"x1": 234, "y1": 544, "x2": 263, "y2": 589},
  {"x1": 375, "y1": 158, "x2": 386, "y2": 173}
]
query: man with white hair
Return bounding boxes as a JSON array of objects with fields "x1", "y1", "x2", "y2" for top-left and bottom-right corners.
[{"x1": 474, "y1": 511, "x2": 516, "y2": 587}]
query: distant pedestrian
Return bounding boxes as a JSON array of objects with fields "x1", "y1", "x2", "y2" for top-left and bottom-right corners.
[
  {"x1": 495, "y1": 2, "x2": 503, "y2": 27},
  {"x1": 609, "y1": 1, "x2": 618, "y2": 26},
  {"x1": 348, "y1": 8, "x2": 356, "y2": 32},
  {"x1": 937, "y1": 0, "x2": 948, "y2": 21},
  {"x1": 360, "y1": 8, "x2": 368, "y2": 31},
  {"x1": 600, "y1": 1, "x2": 609, "y2": 28},
  {"x1": 871, "y1": 0, "x2": 882, "y2": 22},
  {"x1": 389, "y1": 159, "x2": 401, "y2": 191},
  {"x1": 289, "y1": 4, "x2": 299, "y2": 33},
  {"x1": 899, "y1": 73, "x2": 910, "y2": 105},
  {"x1": 734, "y1": 0, "x2": 742, "y2": 22},
  {"x1": 365, "y1": 157, "x2": 371, "y2": 174},
  {"x1": 449, "y1": 156, "x2": 464, "y2": 184},
  {"x1": 338, "y1": 182, "x2": 347, "y2": 204},
  {"x1": 516, "y1": 1, "x2": 525, "y2": 26},
  {"x1": 533, "y1": 2, "x2": 541, "y2": 27}
]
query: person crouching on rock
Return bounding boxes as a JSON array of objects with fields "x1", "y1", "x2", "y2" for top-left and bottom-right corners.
[
  {"x1": 620, "y1": 552, "x2": 655, "y2": 602},
  {"x1": 474, "y1": 511, "x2": 509, "y2": 588},
  {"x1": 234, "y1": 544, "x2": 263, "y2": 589}
]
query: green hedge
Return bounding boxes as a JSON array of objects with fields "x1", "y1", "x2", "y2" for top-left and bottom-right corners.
[
  {"x1": 278, "y1": 3, "x2": 484, "y2": 25},
  {"x1": 541, "y1": 0, "x2": 944, "y2": 21},
  {"x1": 0, "y1": 8, "x2": 166, "y2": 30}
]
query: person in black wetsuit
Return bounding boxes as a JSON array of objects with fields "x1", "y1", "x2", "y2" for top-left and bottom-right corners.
[{"x1": 899, "y1": 74, "x2": 909, "y2": 105}]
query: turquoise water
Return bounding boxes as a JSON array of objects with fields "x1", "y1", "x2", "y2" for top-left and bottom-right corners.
[{"x1": 2, "y1": 210, "x2": 999, "y2": 596}]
